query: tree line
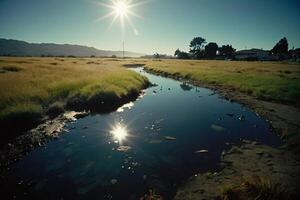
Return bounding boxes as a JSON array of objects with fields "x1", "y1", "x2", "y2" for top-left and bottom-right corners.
[
  {"x1": 175, "y1": 37, "x2": 236, "y2": 60},
  {"x1": 174, "y1": 36, "x2": 300, "y2": 60}
]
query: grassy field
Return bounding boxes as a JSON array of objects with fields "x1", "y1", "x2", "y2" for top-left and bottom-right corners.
[
  {"x1": 144, "y1": 59, "x2": 300, "y2": 104},
  {"x1": 0, "y1": 57, "x2": 148, "y2": 137},
  {"x1": 1, "y1": 57, "x2": 300, "y2": 139}
]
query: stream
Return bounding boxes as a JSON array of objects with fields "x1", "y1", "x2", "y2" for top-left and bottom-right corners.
[{"x1": 2, "y1": 68, "x2": 281, "y2": 200}]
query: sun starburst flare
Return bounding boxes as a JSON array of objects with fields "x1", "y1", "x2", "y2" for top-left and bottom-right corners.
[
  {"x1": 96, "y1": 0, "x2": 148, "y2": 36},
  {"x1": 110, "y1": 123, "x2": 129, "y2": 143}
]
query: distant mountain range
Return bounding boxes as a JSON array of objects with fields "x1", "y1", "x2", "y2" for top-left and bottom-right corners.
[{"x1": 0, "y1": 39, "x2": 144, "y2": 57}]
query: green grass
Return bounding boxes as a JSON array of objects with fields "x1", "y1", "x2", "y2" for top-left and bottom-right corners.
[
  {"x1": 144, "y1": 60, "x2": 300, "y2": 104},
  {"x1": 0, "y1": 57, "x2": 149, "y2": 136}
]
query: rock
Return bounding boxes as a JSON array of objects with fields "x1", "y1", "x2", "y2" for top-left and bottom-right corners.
[
  {"x1": 256, "y1": 151, "x2": 264, "y2": 155},
  {"x1": 164, "y1": 136, "x2": 176, "y2": 141},
  {"x1": 242, "y1": 139, "x2": 252, "y2": 144},
  {"x1": 111, "y1": 179, "x2": 118, "y2": 185},
  {"x1": 195, "y1": 150, "x2": 209, "y2": 153},
  {"x1": 74, "y1": 111, "x2": 89, "y2": 119}
]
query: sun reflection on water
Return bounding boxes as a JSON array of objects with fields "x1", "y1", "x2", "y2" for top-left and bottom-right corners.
[{"x1": 110, "y1": 123, "x2": 129, "y2": 143}]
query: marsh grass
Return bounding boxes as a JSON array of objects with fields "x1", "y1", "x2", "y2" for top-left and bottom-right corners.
[
  {"x1": 144, "y1": 60, "x2": 300, "y2": 104},
  {"x1": 220, "y1": 176, "x2": 287, "y2": 200},
  {"x1": 0, "y1": 66, "x2": 23, "y2": 73},
  {"x1": 0, "y1": 57, "x2": 148, "y2": 138}
]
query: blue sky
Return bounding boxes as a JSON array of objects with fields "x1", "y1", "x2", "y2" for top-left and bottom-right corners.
[{"x1": 0, "y1": 0, "x2": 299, "y2": 55}]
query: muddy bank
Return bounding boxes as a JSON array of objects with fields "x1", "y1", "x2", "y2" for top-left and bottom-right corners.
[
  {"x1": 0, "y1": 87, "x2": 149, "y2": 176},
  {"x1": 144, "y1": 68, "x2": 300, "y2": 199},
  {"x1": 0, "y1": 111, "x2": 87, "y2": 176},
  {"x1": 175, "y1": 141, "x2": 300, "y2": 199}
]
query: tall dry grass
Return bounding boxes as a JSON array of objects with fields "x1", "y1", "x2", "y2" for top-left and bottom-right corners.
[{"x1": 0, "y1": 57, "x2": 148, "y2": 137}]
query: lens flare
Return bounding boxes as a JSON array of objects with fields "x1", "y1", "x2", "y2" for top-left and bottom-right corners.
[
  {"x1": 96, "y1": 0, "x2": 148, "y2": 35},
  {"x1": 113, "y1": 1, "x2": 128, "y2": 17},
  {"x1": 110, "y1": 123, "x2": 128, "y2": 143}
]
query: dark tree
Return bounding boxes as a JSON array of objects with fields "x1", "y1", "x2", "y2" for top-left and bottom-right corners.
[
  {"x1": 174, "y1": 49, "x2": 181, "y2": 57},
  {"x1": 271, "y1": 37, "x2": 289, "y2": 59},
  {"x1": 219, "y1": 45, "x2": 236, "y2": 58},
  {"x1": 174, "y1": 49, "x2": 190, "y2": 59},
  {"x1": 189, "y1": 37, "x2": 206, "y2": 59},
  {"x1": 154, "y1": 53, "x2": 160, "y2": 59},
  {"x1": 204, "y1": 42, "x2": 219, "y2": 58}
]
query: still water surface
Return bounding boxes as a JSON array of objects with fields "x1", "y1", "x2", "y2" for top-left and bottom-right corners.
[{"x1": 4, "y1": 68, "x2": 281, "y2": 199}]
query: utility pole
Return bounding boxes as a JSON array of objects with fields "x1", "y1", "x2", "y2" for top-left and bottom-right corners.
[{"x1": 123, "y1": 41, "x2": 125, "y2": 59}]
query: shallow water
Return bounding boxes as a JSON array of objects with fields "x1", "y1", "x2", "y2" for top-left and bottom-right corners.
[{"x1": 3, "y1": 68, "x2": 281, "y2": 199}]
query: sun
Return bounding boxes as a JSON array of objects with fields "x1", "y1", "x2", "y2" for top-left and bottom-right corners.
[
  {"x1": 96, "y1": 0, "x2": 147, "y2": 35},
  {"x1": 113, "y1": 1, "x2": 129, "y2": 17}
]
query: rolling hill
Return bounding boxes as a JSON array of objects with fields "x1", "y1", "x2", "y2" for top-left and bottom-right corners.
[{"x1": 0, "y1": 39, "x2": 144, "y2": 57}]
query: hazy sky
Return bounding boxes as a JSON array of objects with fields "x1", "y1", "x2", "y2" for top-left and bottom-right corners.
[{"x1": 0, "y1": 0, "x2": 300, "y2": 55}]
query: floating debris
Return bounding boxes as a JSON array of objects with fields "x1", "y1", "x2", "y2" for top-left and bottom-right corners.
[
  {"x1": 164, "y1": 136, "x2": 176, "y2": 141},
  {"x1": 195, "y1": 150, "x2": 209, "y2": 153},
  {"x1": 150, "y1": 83, "x2": 158, "y2": 87},
  {"x1": 111, "y1": 179, "x2": 118, "y2": 185},
  {"x1": 238, "y1": 115, "x2": 245, "y2": 121},
  {"x1": 117, "y1": 146, "x2": 132, "y2": 152},
  {"x1": 210, "y1": 124, "x2": 226, "y2": 132},
  {"x1": 137, "y1": 90, "x2": 147, "y2": 100}
]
